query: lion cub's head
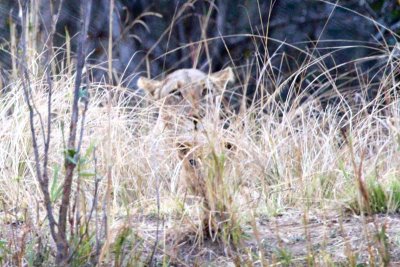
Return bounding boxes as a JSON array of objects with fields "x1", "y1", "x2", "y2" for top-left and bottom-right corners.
[{"x1": 137, "y1": 68, "x2": 234, "y2": 132}]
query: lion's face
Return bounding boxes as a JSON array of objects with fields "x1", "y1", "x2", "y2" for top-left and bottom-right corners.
[
  {"x1": 137, "y1": 68, "x2": 234, "y2": 133},
  {"x1": 138, "y1": 67, "x2": 235, "y2": 203}
]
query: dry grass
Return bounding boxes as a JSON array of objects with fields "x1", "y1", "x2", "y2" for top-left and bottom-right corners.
[
  {"x1": 1, "y1": 2, "x2": 400, "y2": 263},
  {"x1": 0, "y1": 44, "x2": 400, "y2": 266}
]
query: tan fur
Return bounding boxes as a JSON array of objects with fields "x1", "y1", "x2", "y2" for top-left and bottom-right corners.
[
  {"x1": 138, "y1": 68, "x2": 234, "y2": 135},
  {"x1": 138, "y1": 67, "x2": 234, "y2": 211},
  {"x1": 138, "y1": 67, "x2": 235, "y2": 238}
]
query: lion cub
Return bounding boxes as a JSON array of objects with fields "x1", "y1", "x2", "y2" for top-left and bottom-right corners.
[{"x1": 137, "y1": 67, "x2": 234, "y2": 199}]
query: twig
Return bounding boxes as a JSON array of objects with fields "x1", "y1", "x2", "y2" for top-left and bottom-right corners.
[
  {"x1": 17, "y1": 0, "x2": 59, "y2": 247},
  {"x1": 57, "y1": 0, "x2": 92, "y2": 263}
]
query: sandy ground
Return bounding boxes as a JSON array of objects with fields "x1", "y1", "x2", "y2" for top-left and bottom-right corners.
[{"x1": 2, "y1": 209, "x2": 400, "y2": 266}]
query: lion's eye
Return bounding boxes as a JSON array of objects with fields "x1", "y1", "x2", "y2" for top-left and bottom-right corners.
[
  {"x1": 201, "y1": 87, "x2": 209, "y2": 97},
  {"x1": 170, "y1": 89, "x2": 182, "y2": 98},
  {"x1": 189, "y1": 159, "x2": 197, "y2": 167}
]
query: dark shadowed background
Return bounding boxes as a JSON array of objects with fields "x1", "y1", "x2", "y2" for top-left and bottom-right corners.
[{"x1": 0, "y1": 0, "x2": 398, "y2": 90}]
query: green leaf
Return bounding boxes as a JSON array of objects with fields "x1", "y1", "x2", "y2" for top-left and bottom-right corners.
[
  {"x1": 50, "y1": 165, "x2": 63, "y2": 203},
  {"x1": 84, "y1": 142, "x2": 96, "y2": 159},
  {"x1": 65, "y1": 149, "x2": 78, "y2": 164},
  {"x1": 79, "y1": 171, "x2": 96, "y2": 177},
  {"x1": 79, "y1": 87, "x2": 89, "y2": 101},
  {"x1": 66, "y1": 155, "x2": 78, "y2": 165}
]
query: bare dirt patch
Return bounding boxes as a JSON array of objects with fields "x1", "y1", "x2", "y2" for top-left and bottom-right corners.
[{"x1": 143, "y1": 210, "x2": 400, "y2": 266}]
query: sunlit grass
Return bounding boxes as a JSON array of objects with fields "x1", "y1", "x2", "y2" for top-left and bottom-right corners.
[
  {"x1": 1, "y1": 1, "x2": 400, "y2": 262},
  {"x1": 0, "y1": 46, "x2": 399, "y2": 264}
]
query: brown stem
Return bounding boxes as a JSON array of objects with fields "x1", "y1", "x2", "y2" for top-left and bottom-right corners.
[{"x1": 57, "y1": 0, "x2": 92, "y2": 264}]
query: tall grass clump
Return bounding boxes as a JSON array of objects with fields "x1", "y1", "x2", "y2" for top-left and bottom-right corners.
[{"x1": 1, "y1": 1, "x2": 400, "y2": 265}]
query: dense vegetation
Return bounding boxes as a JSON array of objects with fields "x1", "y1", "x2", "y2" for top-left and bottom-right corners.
[{"x1": 0, "y1": 0, "x2": 400, "y2": 266}]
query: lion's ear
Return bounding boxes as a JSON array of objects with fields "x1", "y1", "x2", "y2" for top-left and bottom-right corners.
[
  {"x1": 209, "y1": 67, "x2": 235, "y2": 91},
  {"x1": 137, "y1": 77, "x2": 162, "y2": 98}
]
